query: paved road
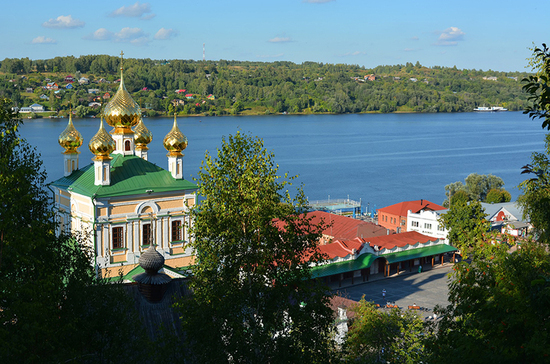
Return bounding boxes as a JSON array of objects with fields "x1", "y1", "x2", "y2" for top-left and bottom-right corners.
[{"x1": 333, "y1": 265, "x2": 454, "y2": 312}]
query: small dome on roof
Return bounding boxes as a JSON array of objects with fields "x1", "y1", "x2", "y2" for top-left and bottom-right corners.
[
  {"x1": 88, "y1": 117, "x2": 115, "y2": 160},
  {"x1": 58, "y1": 114, "x2": 82, "y2": 154},
  {"x1": 163, "y1": 114, "x2": 188, "y2": 156}
]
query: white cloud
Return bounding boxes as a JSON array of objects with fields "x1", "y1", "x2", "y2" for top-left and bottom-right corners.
[
  {"x1": 42, "y1": 15, "x2": 84, "y2": 29},
  {"x1": 110, "y1": 2, "x2": 155, "y2": 19},
  {"x1": 154, "y1": 28, "x2": 177, "y2": 40},
  {"x1": 84, "y1": 27, "x2": 150, "y2": 45},
  {"x1": 435, "y1": 27, "x2": 465, "y2": 46},
  {"x1": 411, "y1": 36, "x2": 419, "y2": 41},
  {"x1": 84, "y1": 28, "x2": 114, "y2": 41},
  {"x1": 32, "y1": 36, "x2": 57, "y2": 44},
  {"x1": 269, "y1": 37, "x2": 292, "y2": 43}
]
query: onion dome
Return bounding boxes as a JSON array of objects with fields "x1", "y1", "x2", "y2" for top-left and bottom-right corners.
[
  {"x1": 163, "y1": 114, "x2": 188, "y2": 156},
  {"x1": 102, "y1": 52, "x2": 141, "y2": 134},
  {"x1": 58, "y1": 114, "x2": 82, "y2": 154},
  {"x1": 88, "y1": 117, "x2": 115, "y2": 160},
  {"x1": 138, "y1": 245, "x2": 165, "y2": 275},
  {"x1": 134, "y1": 119, "x2": 153, "y2": 150}
]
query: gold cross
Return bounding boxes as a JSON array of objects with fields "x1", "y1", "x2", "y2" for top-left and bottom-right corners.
[{"x1": 120, "y1": 50, "x2": 124, "y2": 70}]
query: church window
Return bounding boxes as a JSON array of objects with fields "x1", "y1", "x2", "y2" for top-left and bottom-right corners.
[
  {"x1": 171, "y1": 220, "x2": 182, "y2": 241},
  {"x1": 125, "y1": 140, "x2": 131, "y2": 151},
  {"x1": 112, "y1": 227, "x2": 124, "y2": 249},
  {"x1": 142, "y1": 223, "x2": 151, "y2": 246}
]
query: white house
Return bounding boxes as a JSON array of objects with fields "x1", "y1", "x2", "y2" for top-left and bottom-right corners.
[
  {"x1": 20, "y1": 104, "x2": 45, "y2": 113},
  {"x1": 407, "y1": 208, "x2": 448, "y2": 243},
  {"x1": 481, "y1": 202, "x2": 530, "y2": 238}
]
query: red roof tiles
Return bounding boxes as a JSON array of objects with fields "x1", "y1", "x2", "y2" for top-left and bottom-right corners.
[
  {"x1": 306, "y1": 211, "x2": 388, "y2": 241},
  {"x1": 317, "y1": 238, "x2": 364, "y2": 259},
  {"x1": 366, "y1": 231, "x2": 437, "y2": 250},
  {"x1": 378, "y1": 200, "x2": 445, "y2": 217}
]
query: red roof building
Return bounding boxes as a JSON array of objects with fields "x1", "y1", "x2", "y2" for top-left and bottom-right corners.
[
  {"x1": 306, "y1": 211, "x2": 389, "y2": 244},
  {"x1": 377, "y1": 200, "x2": 445, "y2": 233},
  {"x1": 366, "y1": 231, "x2": 437, "y2": 251}
]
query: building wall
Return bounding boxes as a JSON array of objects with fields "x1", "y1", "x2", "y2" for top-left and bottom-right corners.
[
  {"x1": 407, "y1": 210, "x2": 448, "y2": 243},
  {"x1": 377, "y1": 211, "x2": 406, "y2": 233},
  {"x1": 53, "y1": 187, "x2": 196, "y2": 273}
]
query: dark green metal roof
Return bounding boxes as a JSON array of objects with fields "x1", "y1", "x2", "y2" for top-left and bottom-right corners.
[
  {"x1": 50, "y1": 154, "x2": 197, "y2": 198},
  {"x1": 310, "y1": 253, "x2": 381, "y2": 279},
  {"x1": 382, "y1": 244, "x2": 457, "y2": 264},
  {"x1": 310, "y1": 244, "x2": 457, "y2": 278}
]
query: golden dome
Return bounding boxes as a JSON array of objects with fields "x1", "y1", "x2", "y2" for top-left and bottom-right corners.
[
  {"x1": 58, "y1": 114, "x2": 82, "y2": 154},
  {"x1": 102, "y1": 52, "x2": 141, "y2": 133},
  {"x1": 134, "y1": 119, "x2": 153, "y2": 150},
  {"x1": 163, "y1": 114, "x2": 188, "y2": 156},
  {"x1": 89, "y1": 117, "x2": 115, "y2": 160}
]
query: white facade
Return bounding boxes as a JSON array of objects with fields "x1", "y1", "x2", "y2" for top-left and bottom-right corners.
[{"x1": 407, "y1": 209, "x2": 448, "y2": 243}]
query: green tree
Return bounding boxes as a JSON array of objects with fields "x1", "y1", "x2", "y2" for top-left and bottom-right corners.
[
  {"x1": 443, "y1": 174, "x2": 507, "y2": 206},
  {"x1": 177, "y1": 132, "x2": 335, "y2": 364},
  {"x1": 0, "y1": 98, "x2": 147, "y2": 363},
  {"x1": 343, "y1": 298, "x2": 428, "y2": 363},
  {"x1": 523, "y1": 43, "x2": 550, "y2": 129},
  {"x1": 443, "y1": 181, "x2": 467, "y2": 207},
  {"x1": 439, "y1": 200, "x2": 490, "y2": 256},
  {"x1": 485, "y1": 188, "x2": 512, "y2": 203},
  {"x1": 465, "y1": 173, "x2": 504, "y2": 201},
  {"x1": 427, "y1": 241, "x2": 550, "y2": 364},
  {"x1": 232, "y1": 99, "x2": 244, "y2": 114}
]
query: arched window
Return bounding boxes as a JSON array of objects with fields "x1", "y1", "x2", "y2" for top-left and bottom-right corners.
[{"x1": 125, "y1": 140, "x2": 131, "y2": 151}]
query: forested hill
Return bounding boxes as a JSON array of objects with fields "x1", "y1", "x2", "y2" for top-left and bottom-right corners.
[{"x1": 0, "y1": 55, "x2": 531, "y2": 117}]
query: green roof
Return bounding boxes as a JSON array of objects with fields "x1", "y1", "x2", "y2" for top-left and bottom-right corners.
[
  {"x1": 106, "y1": 263, "x2": 186, "y2": 283},
  {"x1": 50, "y1": 154, "x2": 197, "y2": 198},
  {"x1": 310, "y1": 253, "x2": 381, "y2": 279},
  {"x1": 382, "y1": 244, "x2": 457, "y2": 264},
  {"x1": 310, "y1": 244, "x2": 457, "y2": 278}
]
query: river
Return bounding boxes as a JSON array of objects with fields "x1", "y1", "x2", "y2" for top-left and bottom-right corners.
[{"x1": 19, "y1": 111, "x2": 547, "y2": 211}]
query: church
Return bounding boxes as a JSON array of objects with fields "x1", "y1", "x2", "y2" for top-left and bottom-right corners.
[{"x1": 51, "y1": 53, "x2": 197, "y2": 278}]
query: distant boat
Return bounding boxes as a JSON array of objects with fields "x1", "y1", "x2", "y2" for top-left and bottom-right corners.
[{"x1": 474, "y1": 106, "x2": 508, "y2": 112}]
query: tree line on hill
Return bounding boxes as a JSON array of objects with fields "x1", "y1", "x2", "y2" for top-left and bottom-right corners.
[{"x1": 0, "y1": 55, "x2": 531, "y2": 117}]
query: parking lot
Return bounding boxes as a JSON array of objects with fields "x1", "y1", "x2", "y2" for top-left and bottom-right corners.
[{"x1": 331, "y1": 264, "x2": 454, "y2": 313}]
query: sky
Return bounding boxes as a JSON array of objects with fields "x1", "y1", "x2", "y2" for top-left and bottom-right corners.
[{"x1": 1, "y1": 0, "x2": 548, "y2": 72}]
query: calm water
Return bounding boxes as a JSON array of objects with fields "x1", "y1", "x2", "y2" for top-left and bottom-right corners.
[{"x1": 19, "y1": 112, "x2": 547, "y2": 211}]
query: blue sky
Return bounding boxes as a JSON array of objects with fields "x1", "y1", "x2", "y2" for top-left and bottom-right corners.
[{"x1": 1, "y1": 0, "x2": 547, "y2": 72}]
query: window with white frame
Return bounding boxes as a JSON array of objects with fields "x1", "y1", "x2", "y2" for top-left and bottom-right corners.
[
  {"x1": 412, "y1": 221, "x2": 419, "y2": 227},
  {"x1": 424, "y1": 223, "x2": 432, "y2": 230},
  {"x1": 171, "y1": 219, "x2": 183, "y2": 241},
  {"x1": 142, "y1": 223, "x2": 151, "y2": 246},
  {"x1": 112, "y1": 226, "x2": 124, "y2": 249}
]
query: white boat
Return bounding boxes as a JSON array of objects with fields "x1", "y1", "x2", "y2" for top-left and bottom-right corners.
[{"x1": 474, "y1": 106, "x2": 508, "y2": 112}]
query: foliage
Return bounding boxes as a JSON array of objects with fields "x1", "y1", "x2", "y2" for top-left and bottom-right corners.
[
  {"x1": 426, "y1": 241, "x2": 550, "y2": 364},
  {"x1": 443, "y1": 173, "x2": 508, "y2": 206},
  {"x1": 0, "y1": 55, "x2": 532, "y2": 116},
  {"x1": 177, "y1": 132, "x2": 335, "y2": 363},
  {"x1": 0, "y1": 98, "x2": 148, "y2": 363},
  {"x1": 343, "y1": 298, "x2": 428, "y2": 364},
  {"x1": 518, "y1": 134, "x2": 550, "y2": 244},
  {"x1": 485, "y1": 188, "x2": 512, "y2": 203},
  {"x1": 439, "y1": 200, "x2": 490, "y2": 256},
  {"x1": 523, "y1": 43, "x2": 550, "y2": 129}
]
